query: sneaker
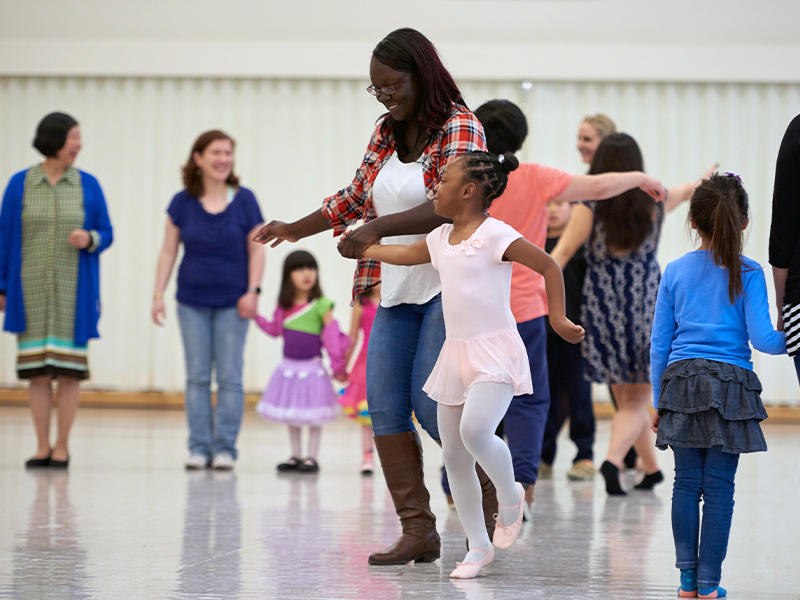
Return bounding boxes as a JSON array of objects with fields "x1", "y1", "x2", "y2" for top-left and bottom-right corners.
[
  {"x1": 185, "y1": 454, "x2": 208, "y2": 470},
  {"x1": 567, "y1": 459, "x2": 595, "y2": 481},
  {"x1": 212, "y1": 453, "x2": 235, "y2": 471},
  {"x1": 538, "y1": 462, "x2": 552, "y2": 479}
]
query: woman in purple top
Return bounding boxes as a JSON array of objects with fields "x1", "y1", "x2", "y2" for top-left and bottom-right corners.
[{"x1": 152, "y1": 130, "x2": 265, "y2": 471}]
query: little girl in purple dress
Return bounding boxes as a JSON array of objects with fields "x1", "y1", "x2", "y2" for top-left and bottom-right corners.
[{"x1": 255, "y1": 250, "x2": 348, "y2": 473}]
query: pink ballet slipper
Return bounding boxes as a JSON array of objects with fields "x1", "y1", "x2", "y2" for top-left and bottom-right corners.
[
  {"x1": 449, "y1": 545, "x2": 494, "y2": 579},
  {"x1": 492, "y1": 482, "x2": 525, "y2": 549}
]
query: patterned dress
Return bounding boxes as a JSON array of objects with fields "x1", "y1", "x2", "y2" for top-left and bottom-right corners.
[
  {"x1": 17, "y1": 165, "x2": 89, "y2": 380},
  {"x1": 581, "y1": 202, "x2": 664, "y2": 384}
]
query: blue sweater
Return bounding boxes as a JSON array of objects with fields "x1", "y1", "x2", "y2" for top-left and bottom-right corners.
[
  {"x1": 0, "y1": 168, "x2": 114, "y2": 345},
  {"x1": 650, "y1": 250, "x2": 786, "y2": 406}
]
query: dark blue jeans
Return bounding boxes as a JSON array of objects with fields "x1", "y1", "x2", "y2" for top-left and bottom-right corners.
[
  {"x1": 541, "y1": 332, "x2": 595, "y2": 465},
  {"x1": 672, "y1": 445, "x2": 740, "y2": 589},
  {"x1": 365, "y1": 295, "x2": 445, "y2": 440},
  {"x1": 502, "y1": 316, "x2": 551, "y2": 486}
]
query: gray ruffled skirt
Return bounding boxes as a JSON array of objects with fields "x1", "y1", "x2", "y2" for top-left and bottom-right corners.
[{"x1": 655, "y1": 358, "x2": 767, "y2": 454}]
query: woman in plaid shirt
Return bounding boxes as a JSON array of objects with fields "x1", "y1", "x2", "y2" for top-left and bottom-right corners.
[{"x1": 255, "y1": 28, "x2": 491, "y2": 565}]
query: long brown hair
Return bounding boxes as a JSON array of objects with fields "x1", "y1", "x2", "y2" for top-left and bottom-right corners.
[
  {"x1": 590, "y1": 133, "x2": 655, "y2": 253},
  {"x1": 689, "y1": 173, "x2": 750, "y2": 303},
  {"x1": 181, "y1": 130, "x2": 240, "y2": 198},
  {"x1": 278, "y1": 251, "x2": 323, "y2": 309}
]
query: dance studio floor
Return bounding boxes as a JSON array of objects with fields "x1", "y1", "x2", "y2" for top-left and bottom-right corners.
[{"x1": 1, "y1": 406, "x2": 798, "y2": 600}]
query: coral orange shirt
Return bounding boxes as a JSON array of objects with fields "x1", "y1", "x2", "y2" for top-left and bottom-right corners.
[{"x1": 488, "y1": 163, "x2": 573, "y2": 323}]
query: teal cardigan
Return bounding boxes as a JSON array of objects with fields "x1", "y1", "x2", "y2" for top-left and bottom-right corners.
[{"x1": 0, "y1": 168, "x2": 113, "y2": 344}]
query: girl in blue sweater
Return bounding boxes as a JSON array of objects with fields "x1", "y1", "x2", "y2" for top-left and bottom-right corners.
[{"x1": 650, "y1": 173, "x2": 786, "y2": 598}]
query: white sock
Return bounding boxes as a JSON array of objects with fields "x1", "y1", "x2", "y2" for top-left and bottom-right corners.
[{"x1": 439, "y1": 382, "x2": 517, "y2": 561}]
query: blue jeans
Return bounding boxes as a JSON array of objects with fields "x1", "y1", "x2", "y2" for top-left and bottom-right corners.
[
  {"x1": 177, "y1": 303, "x2": 249, "y2": 460},
  {"x1": 672, "y1": 445, "x2": 740, "y2": 589},
  {"x1": 541, "y1": 331, "x2": 595, "y2": 464},
  {"x1": 366, "y1": 294, "x2": 445, "y2": 440},
  {"x1": 502, "y1": 316, "x2": 551, "y2": 486}
]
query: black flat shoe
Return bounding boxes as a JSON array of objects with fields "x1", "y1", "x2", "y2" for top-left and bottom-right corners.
[
  {"x1": 297, "y1": 458, "x2": 319, "y2": 474},
  {"x1": 49, "y1": 456, "x2": 69, "y2": 469},
  {"x1": 634, "y1": 470, "x2": 664, "y2": 490},
  {"x1": 25, "y1": 455, "x2": 51, "y2": 469},
  {"x1": 277, "y1": 456, "x2": 302, "y2": 473},
  {"x1": 600, "y1": 460, "x2": 627, "y2": 496}
]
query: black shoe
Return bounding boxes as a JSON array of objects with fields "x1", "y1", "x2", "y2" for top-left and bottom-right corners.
[
  {"x1": 600, "y1": 460, "x2": 627, "y2": 496},
  {"x1": 277, "y1": 456, "x2": 302, "y2": 472},
  {"x1": 25, "y1": 455, "x2": 51, "y2": 469},
  {"x1": 297, "y1": 458, "x2": 319, "y2": 473},
  {"x1": 623, "y1": 447, "x2": 638, "y2": 470},
  {"x1": 50, "y1": 456, "x2": 69, "y2": 469},
  {"x1": 634, "y1": 470, "x2": 664, "y2": 490}
]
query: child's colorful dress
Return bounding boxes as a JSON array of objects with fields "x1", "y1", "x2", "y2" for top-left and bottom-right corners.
[
  {"x1": 339, "y1": 299, "x2": 378, "y2": 425},
  {"x1": 255, "y1": 297, "x2": 348, "y2": 425}
]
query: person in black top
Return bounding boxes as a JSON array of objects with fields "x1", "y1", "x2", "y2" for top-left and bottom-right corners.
[
  {"x1": 769, "y1": 114, "x2": 800, "y2": 385},
  {"x1": 540, "y1": 200, "x2": 596, "y2": 480}
]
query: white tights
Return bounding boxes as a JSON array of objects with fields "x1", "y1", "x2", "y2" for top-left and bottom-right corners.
[{"x1": 438, "y1": 382, "x2": 518, "y2": 561}]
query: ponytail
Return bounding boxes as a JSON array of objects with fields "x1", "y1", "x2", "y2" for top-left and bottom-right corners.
[{"x1": 688, "y1": 173, "x2": 749, "y2": 303}]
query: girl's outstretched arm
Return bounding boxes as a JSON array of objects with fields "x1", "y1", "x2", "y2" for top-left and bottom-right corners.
[
  {"x1": 554, "y1": 172, "x2": 666, "y2": 204},
  {"x1": 549, "y1": 203, "x2": 594, "y2": 269},
  {"x1": 362, "y1": 240, "x2": 431, "y2": 266},
  {"x1": 664, "y1": 162, "x2": 718, "y2": 213},
  {"x1": 503, "y1": 238, "x2": 585, "y2": 344}
]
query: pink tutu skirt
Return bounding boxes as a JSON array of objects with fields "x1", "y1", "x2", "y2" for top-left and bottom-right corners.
[
  {"x1": 256, "y1": 357, "x2": 340, "y2": 425},
  {"x1": 423, "y1": 330, "x2": 533, "y2": 405}
]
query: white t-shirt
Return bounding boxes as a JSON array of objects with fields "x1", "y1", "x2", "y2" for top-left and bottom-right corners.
[{"x1": 372, "y1": 152, "x2": 442, "y2": 307}]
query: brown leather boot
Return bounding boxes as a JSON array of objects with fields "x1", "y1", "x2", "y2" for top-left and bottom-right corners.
[{"x1": 368, "y1": 431, "x2": 441, "y2": 565}]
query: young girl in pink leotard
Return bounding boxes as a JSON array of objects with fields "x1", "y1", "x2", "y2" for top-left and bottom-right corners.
[{"x1": 363, "y1": 151, "x2": 584, "y2": 579}]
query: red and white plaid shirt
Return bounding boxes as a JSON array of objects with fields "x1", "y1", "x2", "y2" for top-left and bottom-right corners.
[{"x1": 321, "y1": 103, "x2": 486, "y2": 300}]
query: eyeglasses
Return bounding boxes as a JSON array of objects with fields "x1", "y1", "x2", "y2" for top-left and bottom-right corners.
[{"x1": 366, "y1": 74, "x2": 409, "y2": 97}]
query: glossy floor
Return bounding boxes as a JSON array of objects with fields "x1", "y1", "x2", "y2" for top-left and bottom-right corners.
[{"x1": 1, "y1": 406, "x2": 798, "y2": 599}]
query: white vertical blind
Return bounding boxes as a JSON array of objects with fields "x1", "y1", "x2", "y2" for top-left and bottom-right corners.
[{"x1": 1, "y1": 77, "x2": 798, "y2": 403}]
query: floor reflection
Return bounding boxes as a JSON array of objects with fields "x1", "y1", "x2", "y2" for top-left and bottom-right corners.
[
  {"x1": 174, "y1": 471, "x2": 241, "y2": 599},
  {"x1": 9, "y1": 471, "x2": 93, "y2": 600}
]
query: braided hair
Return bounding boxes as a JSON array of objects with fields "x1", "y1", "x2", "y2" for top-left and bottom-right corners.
[{"x1": 459, "y1": 151, "x2": 520, "y2": 210}]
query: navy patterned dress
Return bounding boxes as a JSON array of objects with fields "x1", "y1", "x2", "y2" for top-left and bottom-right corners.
[{"x1": 581, "y1": 202, "x2": 664, "y2": 384}]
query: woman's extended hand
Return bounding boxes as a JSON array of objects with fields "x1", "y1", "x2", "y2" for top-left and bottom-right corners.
[
  {"x1": 253, "y1": 221, "x2": 299, "y2": 247},
  {"x1": 651, "y1": 411, "x2": 660, "y2": 434},
  {"x1": 152, "y1": 298, "x2": 166, "y2": 326},
  {"x1": 68, "y1": 229, "x2": 92, "y2": 249},
  {"x1": 338, "y1": 223, "x2": 381, "y2": 259},
  {"x1": 552, "y1": 317, "x2": 585, "y2": 345},
  {"x1": 702, "y1": 162, "x2": 720, "y2": 181},
  {"x1": 237, "y1": 291, "x2": 258, "y2": 319},
  {"x1": 640, "y1": 175, "x2": 667, "y2": 202}
]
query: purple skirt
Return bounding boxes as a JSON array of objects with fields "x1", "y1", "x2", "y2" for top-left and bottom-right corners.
[{"x1": 256, "y1": 357, "x2": 340, "y2": 426}]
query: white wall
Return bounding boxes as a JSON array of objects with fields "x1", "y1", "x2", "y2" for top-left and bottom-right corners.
[
  {"x1": 1, "y1": 1, "x2": 799, "y2": 401},
  {"x1": 0, "y1": 76, "x2": 798, "y2": 403}
]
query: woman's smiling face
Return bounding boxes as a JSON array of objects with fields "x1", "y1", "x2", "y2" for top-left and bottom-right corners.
[{"x1": 368, "y1": 56, "x2": 420, "y2": 124}]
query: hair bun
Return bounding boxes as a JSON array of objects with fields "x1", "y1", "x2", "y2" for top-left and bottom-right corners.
[{"x1": 498, "y1": 152, "x2": 519, "y2": 174}]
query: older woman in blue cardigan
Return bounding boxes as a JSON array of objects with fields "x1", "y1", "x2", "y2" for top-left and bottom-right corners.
[{"x1": 0, "y1": 112, "x2": 113, "y2": 469}]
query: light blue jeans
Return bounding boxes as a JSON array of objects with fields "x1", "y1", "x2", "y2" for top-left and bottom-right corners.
[
  {"x1": 177, "y1": 303, "x2": 249, "y2": 460},
  {"x1": 365, "y1": 294, "x2": 445, "y2": 440}
]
